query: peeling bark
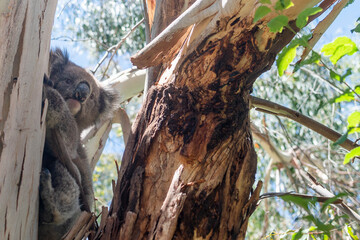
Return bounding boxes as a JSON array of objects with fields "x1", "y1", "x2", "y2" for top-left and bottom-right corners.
[{"x1": 0, "y1": 1, "x2": 57, "y2": 239}]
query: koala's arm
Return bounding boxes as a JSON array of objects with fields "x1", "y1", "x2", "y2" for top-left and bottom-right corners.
[{"x1": 44, "y1": 85, "x2": 79, "y2": 159}]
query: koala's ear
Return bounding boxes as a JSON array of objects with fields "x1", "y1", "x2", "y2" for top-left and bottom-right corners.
[
  {"x1": 49, "y1": 48, "x2": 69, "y2": 77},
  {"x1": 99, "y1": 84, "x2": 119, "y2": 120}
]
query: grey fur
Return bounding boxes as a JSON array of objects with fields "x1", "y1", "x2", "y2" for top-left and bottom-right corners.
[{"x1": 39, "y1": 49, "x2": 118, "y2": 240}]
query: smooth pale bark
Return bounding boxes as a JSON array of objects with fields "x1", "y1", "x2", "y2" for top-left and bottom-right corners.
[{"x1": 0, "y1": 1, "x2": 57, "y2": 239}]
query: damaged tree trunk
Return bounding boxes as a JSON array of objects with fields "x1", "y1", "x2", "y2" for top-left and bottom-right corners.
[
  {"x1": 0, "y1": 1, "x2": 57, "y2": 239},
  {"x1": 96, "y1": 0, "x2": 333, "y2": 239}
]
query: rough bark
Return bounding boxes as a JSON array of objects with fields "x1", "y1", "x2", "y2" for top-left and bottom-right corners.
[
  {"x1": 144, "y1": 0, "x2": 196, "y2": 92},
  {"x1": 95, "y1": 0, "x2": 339, "y2": 239},
  {"x1": 0, "y1": 1, "x2": 57, "y2": 239}
]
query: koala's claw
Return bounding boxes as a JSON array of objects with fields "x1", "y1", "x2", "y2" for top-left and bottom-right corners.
[
  {"x1": 40, "y1": 168, "x2": 53, "y2": 195},
  {"x1": 40, "y1": 168, "x2": 51, "y2": 182},
  {"x1": 43, "y1": 75, "x2": 54, "y2": 87}
]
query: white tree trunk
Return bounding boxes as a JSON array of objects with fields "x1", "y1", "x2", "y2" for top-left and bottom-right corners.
[{"x1": 0, "y1": 1, "x2": 57, "y2": 239}]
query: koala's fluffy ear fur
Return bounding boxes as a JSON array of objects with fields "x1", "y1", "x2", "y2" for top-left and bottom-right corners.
[
  {"x1": 99, "y1": 83, "x2": 120, "y2": 121},
  {"x1": 49, "y1": 48, "x2": 69, "y2": 77}
]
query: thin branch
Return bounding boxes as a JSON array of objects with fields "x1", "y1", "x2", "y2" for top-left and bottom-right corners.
[
  {"x1": 300, "y1": 0, "x2": 350, "y2": 61},
  {"x1": 303, "y1": 171, "x2": 360, "y2": 223},
  {"x1": 56, "y1": 0, "x2": 73, "y2": 18},
  {"x1": 250, "y1": 96, "x2": 358, "y2": 151},
  {"x1": 91, "y1": 18, "x2": 144, "y2": 74},
  {"x1": 299, "y1": 66, "x2": 345, "y2": 94},
  {"x1": 142, "y1": 0, "x2": 151, "y2": 43},
  {"x1": 51, "y1": 36, "x2": 92, "y2": 42}
]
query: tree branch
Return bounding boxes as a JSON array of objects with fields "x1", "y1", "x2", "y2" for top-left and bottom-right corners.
[
  {"x1": 91, "y1": 18, "x2": 144, "y2": 75},
  {"x1": 250, "y1": 96, "x2": 358, "y2": 151},
  {"x1": 300, "y1": 0, "x2": 350, "y2": 61},
  {"x1": 302, "y1": 171, "x2": 360, "y2": 223}
]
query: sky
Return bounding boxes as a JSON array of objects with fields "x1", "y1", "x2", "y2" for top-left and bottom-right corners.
[{"x1": 50, "y1": 1, "x2": 360, "y2": 70}]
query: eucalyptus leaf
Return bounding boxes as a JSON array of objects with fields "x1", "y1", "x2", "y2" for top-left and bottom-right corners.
[
  {"x1": 268, "y1": 15, "x2": 289, "y2": 33},
  {"x1": 321, "y1": 37, "x2": 359, "y2": 64},
  {"x1": 296, "y1": 7, "x2": 322, "y2": 29},
  {"x1": 254, "y1": 6, "x2": 271, "y2": 23},
  {"x1": 344, "y1": 146, "x2": 360, "y2": 164}
]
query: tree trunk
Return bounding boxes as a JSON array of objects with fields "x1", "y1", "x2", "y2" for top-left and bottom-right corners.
[
  {"x1": 0, "y1": 1, "x2": 57, "y2": 239},
  {"x1": 95, "y1": 1, "x2": 324, "y2": 239}
]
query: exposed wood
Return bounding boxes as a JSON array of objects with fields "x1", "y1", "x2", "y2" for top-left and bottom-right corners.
[
  {"x1": 0, "y1": 0, "x2": 58, "y2": 239},
  {"x1": 144, "y1": 0, "x2": 197, "y2": 92},
  {"x1": 63, "y1": 211, "x2": 96, "y2": 240}
]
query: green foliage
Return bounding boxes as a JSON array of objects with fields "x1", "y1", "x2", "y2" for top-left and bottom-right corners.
[
  {"x1": 281, "y1": 195, "x2": 317, "y2": 213},
  {"x1": 344, "y1": 146, "x2": 360, "y2": 164},
  {"x1": 348, "y1": 225, "x2": 359, "y2": 240},
  {"x1": 276, "y1": 35, "x2": 311, "y2": 75},
  {"x1": 329, "y1": 68, "x2": 352, "y2": 83},
  {"x1": 296, "y1": 7, "x2": 322, "y2": 29},
  {"x1": 93, "y1": 154, "x2": 119, "y2": 214},
  {"x1": 291, "y1": 229, "x2": 303, "y2": 240},
  {"x1": 333, "y1": 110, "x2": 360, "y2": 148},
  {"x1": 348, "y1": 111, "x2": 360, "y2": 134},
  {"x1": 277, "y1": 43, "x2": 298, "y2": 76},
  {"x1": 260, "y1": 0, "x2": 272, "y2": 4},
  {"x1": 268, "y1": 15, "x2": 289, "y2": 33},
  {"x1": 321, "y1": 37, "x2": 359, "y2": 64},
  {"x1": 275, "y1": 0, "x2": 294, "y2": 11},
  {"x1": 332, "y1": 86, "x2": 360, "y2": 103},
  {"x1": 351, "y1": 18, "x2": 360, "y2": 33},
  {"x1": 293, "y1": 51, "x2": 321, "y2": 72},
  {"x1": 53, "y1": 0, "x2": 145, "y2": 59},
  {"x1": 254, "y1": 6, "x2": 272, "y2": 23},
  {"x1": 249, "y1": 31, "x2": 360, "y2": 238},
  {"x1": 334, "y1": 110, "x2": 360, "y2": 162}
]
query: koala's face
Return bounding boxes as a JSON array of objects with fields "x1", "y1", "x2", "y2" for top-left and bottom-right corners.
[{"x1": 49, "y1": 49, "x2": 117, "y2": 132}]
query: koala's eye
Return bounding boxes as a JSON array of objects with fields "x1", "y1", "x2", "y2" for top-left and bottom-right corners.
[
  {"x1": 90, "y1": 93, "x2": 95, "y2": 99},
  {"x1": 65, "y1": 79, "x2": 72, "y2": 84}
]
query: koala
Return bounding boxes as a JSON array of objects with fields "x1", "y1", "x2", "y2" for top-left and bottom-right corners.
[{"x1": 39, "y1": 49, "x2": 118, "y2": 240}]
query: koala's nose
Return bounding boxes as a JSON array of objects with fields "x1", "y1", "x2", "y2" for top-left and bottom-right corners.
[{"x1": 74, "y1": 82, "x2": 90, "y2": 102}]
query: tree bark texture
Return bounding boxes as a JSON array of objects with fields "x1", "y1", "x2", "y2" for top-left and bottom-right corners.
[
  {"x1": 97, "y1": 0, "x2": 327, "y2": 239},
  {"x1": 0, "y1": 1, "x2": 57, "y2": 239},
  {"x1": 144, "y1": 0, "x2": 197, "y2": 91}
]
